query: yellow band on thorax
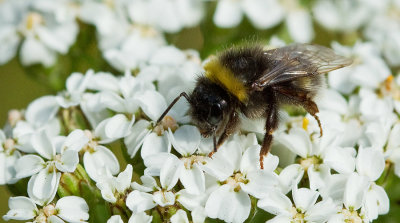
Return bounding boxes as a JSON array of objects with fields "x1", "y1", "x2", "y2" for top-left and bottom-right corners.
[{"x1": 204, "y1": 57, "x2": 248, "y2": 103}]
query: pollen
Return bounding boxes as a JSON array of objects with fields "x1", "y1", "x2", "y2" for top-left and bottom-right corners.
[
  {"x1": 385, "y1": 74, "x2": 394, "y2": 91},
  {"x1": 302, "y1": 117, "x2": 309, "y2": 131},
  {"x1": 204, "y1": 57, "x2": 248, "y2": 103}
]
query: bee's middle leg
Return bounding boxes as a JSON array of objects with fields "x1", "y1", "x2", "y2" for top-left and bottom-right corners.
[{"x1": 260, "y1": 96, "x2": 278, "y2": 169}]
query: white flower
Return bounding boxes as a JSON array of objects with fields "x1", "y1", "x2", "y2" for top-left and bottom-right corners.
[
  {"x1": 171, "y1": 210, "x2": 189, "y2": 223},
  {"x1": 144, "y1": 125, "x2": 205, "y2": 195},
  {"x1": 314, "y1": 89, "x2": 362, "y2": 147},
  {"x1": 313, "y1": 0, "x2": 373, "y2": 32},
  {"x1": 127, "y1": 169, "x2": 184, "y2": 214},
  {"x1": 55, "y1": 70, "x2": 94, "y2": 108},
  {"x1": 213, "y1": 0, "x2": 313, "y2": 42},
  {"x1": 128, "y1": 0, "x2": 204, "y2": 33},
  {"x1": 15, "y1": 130, "x2": 78, "y2": 205},
  {"x1": 276, "y1": 127, "x2": 356, "y2": 190},
  {"x1": 0, "y1": 130, "x2": 21, "y2": 184},
  {"x1": 213, "y1": 0, "x2": 284, "y2": 29},
  {"x1": 102, "y1": 26, "x2": 165, "y2": 71},
  {"x1": 202, "y1": 141, "x2": 279, "y2": 223},
  {"x1": 124, "y1": 88, "x2": 190, "y2": 159},
  {"x1": 0, "y1": 0, "x2": 78, "y2": 66},
  {"x1": 3, "y1": 196, "x2": 89, "y2": 222},
  {"x1": 358, "y1": 88, "x2": 395, "y2": 122},
  {"x1": 259, "y1": 185, "x2": 337, "y2": 223},
  {"x1": 129, "y1": 212, "x2": 153, "y2": 223},
  {"x1": 107, "y1": 215, "x2": 123, "y2": 223},
  {"x1": 328, "y1": 41, "x2": 391, "y2": 94},
  {"x1": 328, "y1": 172, "x2": 370, "y2": 223},
  {"x1": 363, "y1": 3, "x2": 400, "y2": 66},
  {"x1": 61, "y1": 129, "x2": 120, "y2": 182},
  {"x1": 355, "y1": 147, "x2": 389, "y2": 220},
  {"x1": 96, "y1": 165, "x2": 133, "y2": 203}
]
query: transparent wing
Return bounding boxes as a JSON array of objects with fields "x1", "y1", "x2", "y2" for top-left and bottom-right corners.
[{"x1": 252, "y1": 44, "x2": 352, "y2": 90}]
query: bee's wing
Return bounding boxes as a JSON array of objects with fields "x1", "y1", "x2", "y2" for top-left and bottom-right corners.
[{"x1": 252, "y1": 44, "x2": 352, "y2": 90}]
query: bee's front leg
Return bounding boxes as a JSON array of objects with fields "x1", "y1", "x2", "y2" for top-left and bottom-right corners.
[{"x1": 208, "y1": 111, "x2": 239, "y2": 157}]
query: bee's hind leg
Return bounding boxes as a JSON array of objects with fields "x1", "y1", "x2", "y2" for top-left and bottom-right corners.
[
  {"x1": 260, "y1": 95, "x2": 279, "y2": 169},
  {"x1": 302, "y1": 99, "x2": 322, "y2": 137}
]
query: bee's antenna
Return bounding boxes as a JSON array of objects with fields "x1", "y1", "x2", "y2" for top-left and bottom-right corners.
[{"x1": 156, "y1": 92, "x2": 190, "y2": 125}]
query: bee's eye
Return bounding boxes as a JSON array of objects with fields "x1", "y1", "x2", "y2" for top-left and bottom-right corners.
[{"x1": 209, "y1": 103, "x2": 222, "y2": 125}]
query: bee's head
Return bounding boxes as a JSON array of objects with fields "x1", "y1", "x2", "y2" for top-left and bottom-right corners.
[{"x1": 188, "y1": 77, "x2": 230, "y2": 137}]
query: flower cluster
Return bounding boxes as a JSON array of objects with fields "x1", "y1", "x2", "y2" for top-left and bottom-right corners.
[{"x1": 1, "y1": 0, "x2": 400, "y2": 223}]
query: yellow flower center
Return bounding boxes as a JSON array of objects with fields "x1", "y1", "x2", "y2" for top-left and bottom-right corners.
[
  {"x1": 225, "y1": 173, "x2": 248, "y2": 192},
  {"x1": 300, "y1": 156, "x2": 321, "y2": 172},
  {"x1": 181, "y1": 155, "x2": 206, "y2": 169},
  {"x1": 25, "y1": 12, "x2": 43, "y2": 30},
  {"x1": 290, "y1": 207, "x2": 306, "y2": 222},
  {"x1": 342, "y1": 208, "x2": 363, "y2": 223}
]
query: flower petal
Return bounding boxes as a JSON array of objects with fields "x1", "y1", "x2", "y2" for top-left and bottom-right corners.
[
  {"x1": 55, "y1": 150, "x2": 79, "y2": 172},
  {"x1": 243, "y1": 0, "x2": 285, "y2": 29},
  {"x1": 257, "y1": 189, "x2": 292, "y2": 215},
  {"x1": 363, "y1": 184, "x2": 389, "y2": 220},
  {"x1": 153, "y1": 190, "x2": 175, "y2": 207},
  {"x1": 324, "y1": 147, "x2": 356, "y2": 174},
  {"x1": 308, "y1": 164, "x2": 331, "y2": 191},
  {"x1": 83, "y1": 146, "x2": 120, "y2": 182},
  {"x1": 160, "y1": 155, "x2": 183, "y2": 190},
  {"x1": 292, "y1": 186, "x2": 319, "y2": 212},
  {"x1": 278, "y1": 164, "x2": 304, "y2": 194},
  {"x1": 15, "y1": 155, "x2": 45, "y2": 179},
  {"x1": 31, "y1": 130, "x2": 56, "y2": 160},
  {"x1": 168, "y1": 125, "x2": 201, "y2": 156},
  {"x1": 28, "y1": 169, "x2": 61, "y2": 205},
  {"x1": 62, "y1": 129, "x2": 89, "y2": 152},
  {"x1": 241, "y1": 170, "x2": 279, "y2": 199},
  {"x1": 128, "y1": 212, "x2": 153, "y2": 223},
  {"x1": 180, "y1": 163, "x2": 205, "y2": 195},
  {"x1": 213, "y1": 0, "x2": 243, "y2": 28},
  {"x1": 135, "y1": 90, "x2": 167, "y2": 121},
  {"x1": 205, "y1": 184, "x2": 251, "y2": 223},
  {"x1": 116, "y1": 164, "x2": 133, "y2": 193},
  {"x1": 276, "y1": 128, "x2": 311, "y2": 158},
  {"x1": 141, "y1": 133, "x2": 171, "y2": 159},
  {"x1": 126, "y1": 191, "x2": 156, "y2": 214},
  {"x1": 344, "y1": 172, "x2": 370, "y2": 210},
  {"x1": 124, "y1": 120, "x2": 151, "y2": 158},
  {"x1": 356, "y1": 147, "x2": 385, "y2": 181},
  {"x1": 108, "y1": 215, "x2": 123, "y2": 223},
  {"x1": 286, "y1": 9, "x2": 314, "y2": 43},
  {"x1": 56, "y1": 196, "x2": 89, "y2": 222},
  {"x1": 3, "y1": 196, "x2": 37, "y2": 221},
  {"x1": 305, "y1": 198, "x2": 337, "y2": 222},
  {"x1": 171, "y1": 209, "x2": 189, "y2": 223}
]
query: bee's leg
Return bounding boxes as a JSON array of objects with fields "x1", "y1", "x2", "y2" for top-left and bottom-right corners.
[
  {"x1": 208, "y1": 111, "x2": 240, "y2": 157},
  {"x1": 217, "y1": 111, "x2": 239, "y2": 148},
  {"x1": 260, "y1": 97, "x2": 279, "y2": 169},
  {"x1": 301, "y1": 99, "x2": 322, "y2": 137},
  {"x1": 273, "y1": 86, "x2": 323, "y2": 137}
]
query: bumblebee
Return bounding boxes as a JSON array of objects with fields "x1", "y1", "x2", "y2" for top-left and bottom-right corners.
[{"x1": 156, "y1": 43, "x2": 352, "y2": 169}]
